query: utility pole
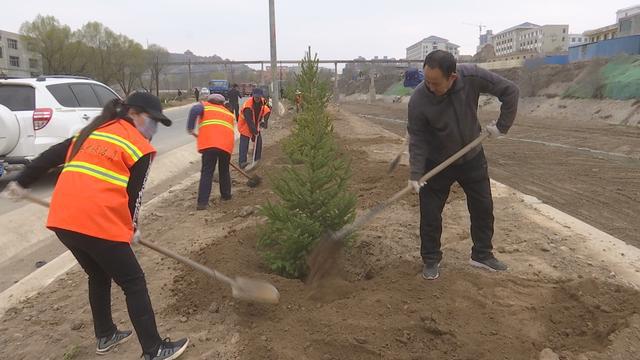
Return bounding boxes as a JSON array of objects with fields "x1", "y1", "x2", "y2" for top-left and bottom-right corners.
[
  {"x1": 187, "y1": 57, "x2": 192, "y2": 92},
  {"x1": 334, "y1": 62, "x2": 339, "y2": 103},
  {"x1": 268, "y1": 0, "x2": 280, "y2": 116},
  {"x1": 154, "y1": 55, "x2": 160, "y2": 97},
  {"x1": 368, "y1": 68, "x2": 376, "y2": 104}
]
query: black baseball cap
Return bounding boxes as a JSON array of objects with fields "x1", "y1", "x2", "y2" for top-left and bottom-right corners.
[{"x1": 124, "y1": 92, "x2": 172, "y2": 126}]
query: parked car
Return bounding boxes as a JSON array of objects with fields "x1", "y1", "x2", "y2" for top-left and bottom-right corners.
[
  {"x1": 200, "y1": 87, "x2": 210, "y2": 97},
  {"x1": 0, "y1": 75, "x2": 120, "y2": 177}
]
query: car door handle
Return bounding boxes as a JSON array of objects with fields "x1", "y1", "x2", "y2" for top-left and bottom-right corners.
[{"x1": 82, "y1": 114, "x2": 90, "y2": 120}]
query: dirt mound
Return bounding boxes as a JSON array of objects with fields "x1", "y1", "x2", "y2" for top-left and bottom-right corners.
[
  {"x1": 494, "y1": 62, "x2": 591, "y2": 97},
  {"x1": 166, "y1": 125, "x2": 640, "y2": 360}
]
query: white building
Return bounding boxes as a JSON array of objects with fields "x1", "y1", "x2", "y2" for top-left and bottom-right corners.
[
  {"x1": 406, "y1": 36, "x2": 460, "y2": 60},
  {"x1": 493, "y1": 22, "x2": 569, "y2": 56},
  {"x1": 0, "y1": 29, "x2": 42, "y2": 77},
  {"x1": 617, "y1": 5, "x2": 640, "y2": 21},
  {"x1": 569, "y1": 34, "x2": 590, "y2": 47}
]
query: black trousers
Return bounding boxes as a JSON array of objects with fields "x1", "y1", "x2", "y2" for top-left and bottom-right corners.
[
  {"x1": 197, "y1": 148, "x2": 231, "y2": 206},
  {"x1": 230, "y1": 102, "x2": 240, "y2": 122},
  {"x1": 419, "y1": 150, "x2": 494, "y2": 264},
  {"x1": 54, "y1": 229, "x2": 161, "y2": 354},
  {"x1": 238, "y1": 134, "x2": 262, "y2": 167}
]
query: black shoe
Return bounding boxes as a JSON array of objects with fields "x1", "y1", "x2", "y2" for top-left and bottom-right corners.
[
  {"x1": 196, "y1": 204, "x2": 208, "y2": 211},
  {"x1": 422, "y1": 262, "x2": 440, "y2": 280},
  {"x1": 469, "y1": 256, "x2": 508, "y2": 272},
  {"x1": 144, "y1": 338, "x2": 189, "y2": 360},
  {"x1": 96, "y1": 329, "x2": 132, "y2": 355},
  {"x1": 221, "y1": 195, "x2": 232, "y2": 201}
]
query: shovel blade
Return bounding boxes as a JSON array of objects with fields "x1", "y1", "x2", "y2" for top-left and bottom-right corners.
[
  {"x1": 387, "y1": 154, "x2": 401, "y2": 174},
  {"x1": 231, "y1": 277, "x2": 280, "y2": 304},
  {"x1": 244, "y1": 160, "x2": 260, "y2": 172}
]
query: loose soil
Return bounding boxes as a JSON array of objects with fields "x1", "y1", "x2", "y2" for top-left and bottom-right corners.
[
  {"x1": 1, "y1": 107, "x2": 640, "y2": 360},
  {"x1": 341, "y1": 100, "x2": 640, "y2": 249}
]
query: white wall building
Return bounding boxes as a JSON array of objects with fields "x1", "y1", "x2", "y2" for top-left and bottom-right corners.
[
  {"x1": 569, "y1": 34, "x2": 590, "y2": 47},
  {"x1": 406, "y1": 36, "x2": 460, "y2": 60},
  {"x1": 617, "y1": 5, "x2": 640, "y2": 21},
  {"x1": 493, "y1": 23, "x2": 569, "y2": 56},
  {"x1": 0, "y1": 30, "x2": 42, "y2": 77}
]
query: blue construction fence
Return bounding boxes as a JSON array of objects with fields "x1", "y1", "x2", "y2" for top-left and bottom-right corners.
[
  {"x1": 569, "y1": 35, "x2": 640, "y2": 62},
  {"x1": 524, "y1": 55, "x2": 569, "y2": 68}
]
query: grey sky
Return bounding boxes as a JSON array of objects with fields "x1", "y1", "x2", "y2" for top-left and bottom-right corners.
[{"x1": 2, "y1": 0, "x2": 637, "y2": 60}]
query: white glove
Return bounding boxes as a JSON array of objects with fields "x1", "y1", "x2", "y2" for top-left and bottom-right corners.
[
  {"x1": 1, "y1": 181, "x2": 28, "y2": 201},
  {"x1": 132, "y1": 230, "x2": 141, "y2": 244},
  {"x1": 485, "y1": 122, "x2": 504, "y2": 138},
  {"x1": 408, "y1": 180, "x2": 424, "y2": 194}
]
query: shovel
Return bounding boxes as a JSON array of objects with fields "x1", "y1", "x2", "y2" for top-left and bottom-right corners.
[
  {"x1": 388, "y1": 131, "x2": 409, "y2": 174},
  {"x1": 244, "y1": 132, "x2": 261, "y2": 172},
  {"x1": 23, "y1": 195, "x2": 280, "y2": 304},
  {"x1": 229, "y1": 162, "x2": 262, "y2": 188},
  {"x1": 307, "y1": 132, "x2": 490, "y2": 284},
  {"x1": 190, "y1": 133, "x2": 261, "y2": 188},
  {"x1": 131, "y1": 232, "x2": 279, "y2": 304}
]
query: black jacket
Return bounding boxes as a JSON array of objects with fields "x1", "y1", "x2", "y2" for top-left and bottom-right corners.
[{"x1": 407, "y1": 64, "x2": 519, "y2": 181}]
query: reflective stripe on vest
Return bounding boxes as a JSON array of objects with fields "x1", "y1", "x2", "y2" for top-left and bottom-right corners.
[
  {"x1": 238, "y1": 98, "x2": 269, "y2": 138},
  {"x1": 199, "y1": 119, "x2": 234, "y2": 131},
  {"x1": 196, "y1": 102, "x2": 235, "y2": 153},
  {"x1": 90, "y1": 131, "x2": 144, "y2": 161},
  {"x1": 62, "y1": 161, "x2": 129, "y2": 187},
  {"x1": 47, "y1": 119, "x2": 156, "y2": 243}
]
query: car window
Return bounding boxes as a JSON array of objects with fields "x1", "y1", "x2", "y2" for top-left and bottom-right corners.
[
  {"x1": 91, "y1": 84, "x2": 118, "y2": 107},
  {"x1": 0, "y1": 85, "x2": 35, "y2": 111},
  {"x1": 70, "y1": 84, "x2": 101, "y2": 108},
  {"x1": 47, "y1": 84, "x2": 80, "y2": 107}
]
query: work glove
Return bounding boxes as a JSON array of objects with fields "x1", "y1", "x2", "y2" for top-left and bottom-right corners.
[
  {"x1": 408, "y1": 179, "x2": 424, "y2": 194},
  {"x1": 1, "y1": 181, "x2": 28, "y2": 201},
  {"x1": 131, "y1": 230, "x2": 141, "y2": 243},
  {"x1": 259, "y1": 121, "x2": 268, "y2": 129},
  {"x1": 485, "y1": 121, "x2": 505, "y2": 138}
]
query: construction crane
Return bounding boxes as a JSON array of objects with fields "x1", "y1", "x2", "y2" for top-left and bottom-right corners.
[{"x1": 463, "y1": 22, "x2": 487, "y2": 37}]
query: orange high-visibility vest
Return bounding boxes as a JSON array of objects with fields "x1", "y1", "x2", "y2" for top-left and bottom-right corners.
[
  {"x1": 197, "y1": 101, "x2": 235, "y2": 154},
  {"x1": 47, "y1": 119, "x2": 156, "y2": 243},
  {"x1": 238, "y1": 98, "x2": 271, "y2": 138}
]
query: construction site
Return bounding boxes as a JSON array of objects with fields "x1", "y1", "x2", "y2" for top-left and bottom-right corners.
[{"x1": 3, "y1": 2, "x2": 640, "y2": 359}]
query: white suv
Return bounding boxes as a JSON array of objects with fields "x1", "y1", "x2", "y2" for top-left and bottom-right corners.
[{"x1": 0, "y1": 76, "x2": 119, "y2": 176}]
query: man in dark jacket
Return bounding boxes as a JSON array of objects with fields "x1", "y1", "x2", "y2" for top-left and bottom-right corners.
[
  {"x1": 407, "y1": 50, "x2": 519, "y2": 280},
  {"x1": 227, "y1": 84, "x2": 242, "y2": 122}
]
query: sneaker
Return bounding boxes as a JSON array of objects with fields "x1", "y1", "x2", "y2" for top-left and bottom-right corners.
[
  {"x1": 469, "y1": 256, "x2": 508, "y2": 272},
  {"x1": 144, "y1": 338, "x2": 189, "y2": 360},
  {"x1": 422, "y1": 262, "x2": 440, "y2": 280},
  {"x1": 96, "y1": 329, "x2": 133, "y2": 355}
]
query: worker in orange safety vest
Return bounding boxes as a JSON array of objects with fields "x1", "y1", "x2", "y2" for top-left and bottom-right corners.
[
  {"x1": 237, "y1": 88, "x2": 270, "y2": 168},
  {"x1": 1, "y1": 92, "x2": 190, "y2": 360},
  {"x1": 187, "y1": 93, "x2": 236, "y2": 210}
]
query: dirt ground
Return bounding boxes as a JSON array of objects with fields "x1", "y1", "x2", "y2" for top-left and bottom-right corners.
[
  {"x1": 2, "y1": 106, "x2": 640, "y2": 360},
  {"x1": 341, "y1": 100, "x2": 640, "y2": 249}
]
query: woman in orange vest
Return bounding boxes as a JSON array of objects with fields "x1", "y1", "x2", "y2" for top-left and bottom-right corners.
[
  {"x1": 237, "y1": 88, "x2": 271, "y2": 168},
  {"x1": 1, "y1": 92, "x2": 189, "y2": 360},
  {"x1": 186, "y1": 94, "x2": 236, "y2": 210}
]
